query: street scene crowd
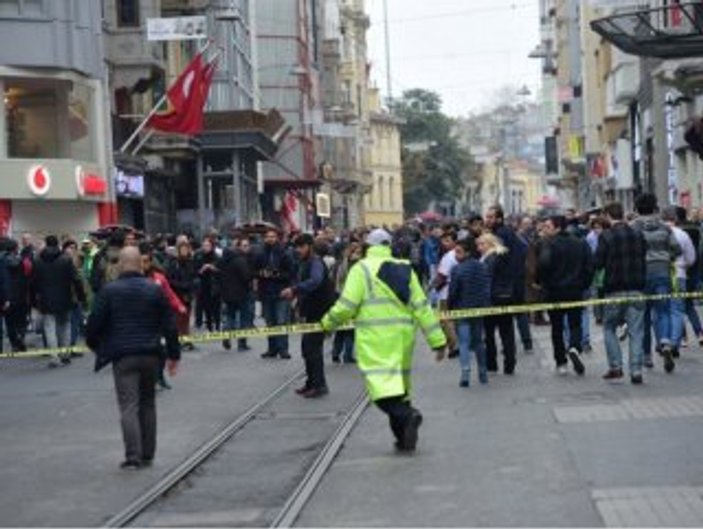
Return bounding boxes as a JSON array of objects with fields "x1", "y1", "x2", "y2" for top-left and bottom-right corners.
[
  {"x1": 2, "y1": 192, "x2": 703, "y2": 462},
  {"x1": 0, "y1": 192, "x2": 700, "y2": 387}
]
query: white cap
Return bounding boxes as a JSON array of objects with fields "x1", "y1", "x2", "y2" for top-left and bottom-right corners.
[{"x1": 366, "y1": 228, "x2": 392, "y2": 246}]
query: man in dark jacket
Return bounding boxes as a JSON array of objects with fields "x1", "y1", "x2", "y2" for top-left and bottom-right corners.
[
  {"x1": 32, "y1": 235, "x2": 86, "y2": 368},
  {"x1": 219, "y1": 238, "x2": 253, "y2": 352},
  {"x1": 281, "y1": 234, "x2": 336, "y2": 398},
  {"x1": 538, "y1": 216, "x2": 594, "y2": 376},
  {"x1": 86, "y1": 247, "x2": 180, "y2": 469},
  {"x1": 256, "y1": 229, "x2": 294, "y2": 359},
  {"x1": 595, "y1": 202, "x2": 647, "y2": 384},
  {"x1": 3, "y1": 239, "x2": 30, "y2": 352}
]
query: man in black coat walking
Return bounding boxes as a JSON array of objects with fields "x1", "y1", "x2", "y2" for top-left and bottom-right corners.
[
  {"x1": 538, "y1": 215, "x2": 594, "y2": 376},
  {"x1": 86, "y1": 247, "x2": 180, "y2": 469},
  {"x1": 281, "y1": 234, "x2": 336, "y2": 398},
  {"x1": 219, "y1": 238, "x2": 253, "y2": 352}
]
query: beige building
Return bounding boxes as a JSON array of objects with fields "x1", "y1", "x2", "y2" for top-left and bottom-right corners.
[{"x1": 364, "y1": 88, "x2": 403, "y2": 227}]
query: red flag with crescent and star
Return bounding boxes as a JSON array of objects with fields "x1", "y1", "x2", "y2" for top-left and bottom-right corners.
[{"x1": 147, "y1": 53, "x2": 215, "y2": 135}]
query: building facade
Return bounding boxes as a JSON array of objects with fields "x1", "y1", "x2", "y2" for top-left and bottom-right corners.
[
  {"x1": 364, "y1": 88, "x2": 402, "y2": 227},
  {"x1": 0, "y1": 0, "x2": 114, "y2": 239}
]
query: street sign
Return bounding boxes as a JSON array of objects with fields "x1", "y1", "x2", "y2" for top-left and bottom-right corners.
[{"x1": 147, "y1": 16, "x2": 207, "y2": 42}]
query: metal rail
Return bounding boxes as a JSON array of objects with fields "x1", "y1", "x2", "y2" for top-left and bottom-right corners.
[
  {"x1": 270, "y1": 391, "x2": 370, "y2": 528},
  {"x1": 103, "y1": 370, "x2": 305, "y2": 528}
]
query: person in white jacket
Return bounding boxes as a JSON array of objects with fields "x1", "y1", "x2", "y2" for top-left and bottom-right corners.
[{"x1": 663, "y1": 206, "x2": 697, "y2": 357}]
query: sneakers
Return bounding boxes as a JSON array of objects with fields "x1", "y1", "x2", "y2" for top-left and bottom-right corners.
[
  {"x1": 631, "y1": 373, "x2": 644, "y2": 385},
  {"x1": 568, "y1": 348, "x2": 585, "y2": 376},
  {"x1": 662, "y1": 344, "x2": 676, "y2": 374},
  {"x1": 556, "y1": 365, "x2": 569, "y2": 376},
  {"x1": 479, "y1": 372, "x2": 489, "y2": 385},
  {"x1": 602, "y1": 368, "x2": 624, "y2": 382},
  {"x1": 459, "y1": 370, "x2": 470, "y2": 388}
]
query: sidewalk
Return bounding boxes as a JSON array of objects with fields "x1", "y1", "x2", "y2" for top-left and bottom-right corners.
[{"x1": 297, "y1": 323, "x2": 703, "y2": 527}]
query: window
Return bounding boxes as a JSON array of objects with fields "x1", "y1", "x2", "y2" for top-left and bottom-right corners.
[
  {"x1": 117, "y1": 0, "x2": 139, "y2": 27},
  {"x1": 388, "y1": 177, "x2": 394, "y2": 208},
  {"x1": 0, "y1": 0, "x2": 43, "y2": 17},
  {"x1": 4, "y1": 77, "x2": 96, "y2": 161}
]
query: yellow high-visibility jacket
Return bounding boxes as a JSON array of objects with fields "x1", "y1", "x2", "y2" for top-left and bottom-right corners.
[{"x1": 321, "y1": 245, "x2": 447, "y2": 401}]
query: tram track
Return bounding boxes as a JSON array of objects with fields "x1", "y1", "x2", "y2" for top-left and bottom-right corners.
[{"x1": 102, "y1": 369, "x2": 368, "y2": 528}]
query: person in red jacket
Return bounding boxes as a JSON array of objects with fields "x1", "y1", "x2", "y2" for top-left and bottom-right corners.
[{"x1": 140, "y1": 243, "x2": 186, "y2": 389}]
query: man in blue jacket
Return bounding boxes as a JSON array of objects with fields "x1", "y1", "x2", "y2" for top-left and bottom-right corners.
[{"x1": 86, "y1": 247, "x2": 180, "y2": 469}]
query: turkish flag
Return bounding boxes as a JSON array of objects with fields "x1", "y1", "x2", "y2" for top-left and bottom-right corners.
[{"x1": 147, "y1": 55, "x2": 214, "y2": 135}]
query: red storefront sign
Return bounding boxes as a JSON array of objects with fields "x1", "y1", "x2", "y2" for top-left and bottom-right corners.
[{"x1": 76, "y1": 166, "x2": 108, "y2": 197}]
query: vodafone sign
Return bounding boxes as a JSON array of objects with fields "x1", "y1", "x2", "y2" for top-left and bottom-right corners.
[
  {"x1": 76, "y1": 166, "x2": 108, "y2": 197},
  {"x1": 27, "y1": 165, "x2": 52, "y2": 197}
]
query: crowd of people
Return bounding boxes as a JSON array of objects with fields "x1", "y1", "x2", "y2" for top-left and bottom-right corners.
[{"x1": 0, "y1": 192, "x2": 700, "y2": 390}]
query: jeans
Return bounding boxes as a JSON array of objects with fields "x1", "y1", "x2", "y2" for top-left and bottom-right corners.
[
  {"x1": 43, "y1": 312, "x2": 70, "y2": 361},
  {"x1": 70, "y1": 305, "x2": 83, "y2": 346},
  {"x1": 643, "y1": 275, "x2": 673, "y2": 356},
  {"x1": 548, "y1": 308, "x2": 581, "y2": 366},
  {"x1": 331, "y1": 329, "x2": 354, "y2": 362},
  {"x1": 456, "y1": 319, "x2": 486, "y2": 378},
  {"x1": 302, "y1": 331, "x2": 327, "y2": 389},
  {"x1": 112, "y1": 355, "x2": 159, "y2": 463},
  {"x1": 563, "y1": 290, "x2": 591, "y2": 347},
  {"x1": 261, "y1": 297, "x2": 290, "y2": 354},
  {"x1": 603, "y1": 291, "x2": 645, "y2": 374},
  {"x1": 224, "y1": 296, "x2": 254, "y2": 349},
  {"x1": 515, "y1": 313, "x2": 533, "y2": 350},
  {"x1": 672, "y1": 278, "x2": 703, "y2": 347},
  {"x1": 484, "y1": 314, "x2": 516, "y2": 372}
]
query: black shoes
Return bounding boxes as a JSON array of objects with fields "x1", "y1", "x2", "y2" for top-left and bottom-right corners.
[
  {"x1": 119, "y1": 460, "x2": 142, "y2": 470},
  {"x1": 631, "y1": 373, "x2": 644, "y2": 385},
  {"x1": 602, "y1": 368, "x2": 624, "y2": 382},
  {"x1": 279, "y1": 352, "x2": 292, "y2": 360},
  {"x1": 301, "y1": 387, "x2": 329, "y2": 399},
  {"x1": 223, "y1": 339, "x2": 232, "y2": 350},
  {"x1": 662, "y1": 345, "x2": 676, "y2": 374},
  {"x1": 568, "y1": 348, "x2": 585, "y2": 376},
  {"x1": 447, "y1": 349, "x2": 459, "y2": 359},
  {"x1": 397, "y1": 409, "x2": 423, "y2": 453},
  {"x1": 261, "y1": 351, "x2": 277, "y2": 359}
]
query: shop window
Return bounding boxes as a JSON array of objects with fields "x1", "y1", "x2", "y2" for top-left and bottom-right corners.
[
  {"x1": 4, "y1": 76, "x2": 95, "y2": 161},
  {"x1": 116, "y1": 0, "x2": 139, "y2": 27}
]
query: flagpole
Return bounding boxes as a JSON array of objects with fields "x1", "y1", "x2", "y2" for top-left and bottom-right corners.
[{"x1": 118, "y1": 39, "x2": 214, "y2": 154}]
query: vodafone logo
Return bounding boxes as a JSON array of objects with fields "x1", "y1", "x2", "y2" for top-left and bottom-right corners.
[{"x1": 27, "y1": 165, "x2": 51, "y2": 197}]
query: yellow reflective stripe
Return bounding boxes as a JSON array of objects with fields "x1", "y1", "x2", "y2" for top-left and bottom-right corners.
[
  {"x1": 411, "y1": 299, "x2": 430, "y2": 311},
  {"x1": 360, "y1": 367, "x2": 412, "y2": 376},
  {"x1": 422, "y1": 322, "x2": 443, "y2": 336},
  {"x1": 362, "y1": 298, "x2": 398, "y2": 307},
  {"x1": 356, "y1": 317, "x2": 414, "y2": 328},
  {"x1": 338, "y1": 296, "x2": 359, "y2": 310},
  {"x1": 359, "y1": 262, "x2": 375, "y2": 299}
]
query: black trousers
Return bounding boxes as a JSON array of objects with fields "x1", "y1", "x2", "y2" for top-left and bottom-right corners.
[
  {"x1": 302, "y1": 331, "x2": 327, "y2": 389},
  {"x1": 548, "y1": 308, "x2": 582, "y2": 366},
  {"x1": 484, "y1": 314, "x2": 516, "y2": 372},
  {"x1": 196, "y1": 295, "x2": 221, "y2": 331},
  {"x1": 112, "y1": 355, "x2": 160, "y2": 463},
  {"x1": 376, "y1": 396, "x2": 414, "y2": 443},
  {"x1": 4, "y1": 303, "x2": 27, "y2": 350}
]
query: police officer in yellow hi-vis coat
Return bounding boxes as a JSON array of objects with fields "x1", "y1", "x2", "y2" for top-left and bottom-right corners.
[{"x1": 321, "y1": 229, "x2": 447, "y2": 452}]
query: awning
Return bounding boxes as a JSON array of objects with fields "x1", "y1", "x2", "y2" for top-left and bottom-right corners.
[
  {"x1": 591, "y1": 3, "x2": 703, "y2": 59},
  {"x1": 264, "y1": 179, "x2": 323, "y2": 189}
]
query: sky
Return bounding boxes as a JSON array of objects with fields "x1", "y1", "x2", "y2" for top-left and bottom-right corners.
[{"x1": 366, "y1": 0, "x2": 542, "y2": 117}]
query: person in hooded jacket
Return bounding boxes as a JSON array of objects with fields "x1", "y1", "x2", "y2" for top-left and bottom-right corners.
[
  {"x1": 31, "y1": 235, "x2": 86, "y2": 368},
  {"x1": 631, "y1": 193, "x2": 681, "y2": 373},
  {"x1": 3, "y1": 239, "x2": 30, "y2": 352},
  {"x1": 194, "y1": 237, "x2": 221, "y2": 332}
]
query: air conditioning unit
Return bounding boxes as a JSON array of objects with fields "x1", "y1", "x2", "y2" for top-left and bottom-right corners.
[{"x1": 316, "y1": 193, "x2": 331, "y2": 218}]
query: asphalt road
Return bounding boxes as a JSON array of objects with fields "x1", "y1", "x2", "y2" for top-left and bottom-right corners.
[{"x1": 2, "y1": 320, "x2": 703, "y2": 527}]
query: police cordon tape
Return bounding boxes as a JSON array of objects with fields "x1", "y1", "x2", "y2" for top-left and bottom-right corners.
[{"x1": 2, "y1": 290, "x2": 702, "y2": 359}]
